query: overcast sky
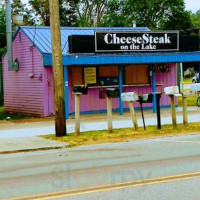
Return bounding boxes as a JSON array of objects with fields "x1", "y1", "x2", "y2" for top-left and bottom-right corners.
[
  {"x1": 21, "y1": 0, "x2": 200, "y2": 13},
  {"x1": 184, "y1": 0, "x2": 200, "y2": 13}
]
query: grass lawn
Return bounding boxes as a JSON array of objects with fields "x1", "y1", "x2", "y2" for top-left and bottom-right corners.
[
  {"x1": 183, "y1": 78, "x2": 192, "y2": 84},
  {"x1": 42, "y1": 123, "x2": 200, "y2": 148},
  {"x1": 177, "y1": 96, "x2": 198, "y2": 107},
  {"x1": 177, "y1": 77, "x2": 199, "y2": 107},
  {"x1": 0, "y1": 106, "x2": 32, "y2": 120}
]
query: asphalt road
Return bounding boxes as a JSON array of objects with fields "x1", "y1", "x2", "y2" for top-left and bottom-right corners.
[{"x1": 1, "y1": 134, "x2": 200, "y2": 200}]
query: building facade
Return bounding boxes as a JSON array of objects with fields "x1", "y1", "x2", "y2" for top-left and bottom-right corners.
[{"x1": 2, "y1": 27, "x2": 200, "y2": 117}]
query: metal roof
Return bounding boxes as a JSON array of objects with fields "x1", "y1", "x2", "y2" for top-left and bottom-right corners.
[
  {"x1": 19, "y1": 26, "x2": 150, "y2": 55},
  {"x1": 14, "y1": 26, "x2": 200, "y2": 66}
]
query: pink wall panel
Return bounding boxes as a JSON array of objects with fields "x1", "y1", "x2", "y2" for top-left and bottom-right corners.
[
  {"x1": 2, "y1": 31, "x2": 45, "y2": 116},
  {"x1": 68, "y1": 64, "x2": 177, "y2": 114},
  {"x1": 156, "y1": 63, "x2": 177, "y2": 105}
]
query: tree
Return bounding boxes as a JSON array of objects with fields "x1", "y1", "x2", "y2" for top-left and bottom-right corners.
[
  {"x1": 0, "y1": 3, "x2": 6, "y2": 59},
  {"x1": 68, "y1": 0, "x2": 111, "y2": 27},
  {"x1": 102, "y1": 0, "x2": 127, "y2": 27},
  {"x1": 29, "y1": 0, "x2": 50, "y2": 25},
  {"x1": 190, "y1": 10, "x2": 200, "y2": 29},
  {"x1": 12, "y1": 0, "x2": 26, "y2": 14},
  {"x1": 103, "y1": 0, "x2": 192, "y2": 30},
  {"x1": 159, "y1": 0, "x2": 193, "y2": 31},
  {"x1": 28, "y1": 0, "x2": 77, "y2": 26},
  {"x1": 12, "y1": 0, "x2": 34, "y2": 25},
  {"x1": 59, "y1": 0, "x2": 77, "y2": 26}
]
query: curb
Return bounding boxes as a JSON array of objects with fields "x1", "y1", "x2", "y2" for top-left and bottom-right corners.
[
  {"x1": 0, "y1": 146, "x2": 65, "y2": 155},
  {"x1": 1, "y1": 132, "x2": 200, "y2": 155}
]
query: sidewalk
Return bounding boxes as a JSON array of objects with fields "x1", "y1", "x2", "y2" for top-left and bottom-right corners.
[
  {"x1": 0, "y1": 107, "x2": 200, "y2": 154},
  {"x1": 0, "y1": 107, "x2": 200, "y2": 139}
]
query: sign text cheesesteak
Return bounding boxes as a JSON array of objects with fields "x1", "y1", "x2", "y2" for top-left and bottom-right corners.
[{"x1": 95, "y1": 31, "x2": 179, "y2": 52}]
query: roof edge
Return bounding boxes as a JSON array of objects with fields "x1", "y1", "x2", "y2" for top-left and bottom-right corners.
[
  {"x1": 43, "y1": 51, "x2": 200, "y2": 66},
  {"x1": 19, "y1": 26, "x2": 150, "y2": 31}
]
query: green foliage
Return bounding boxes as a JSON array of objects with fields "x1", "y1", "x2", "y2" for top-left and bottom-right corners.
[
  {"x1": 0, "y1": 48, "x2": 6, "y2": 59},
  {"x1": 102, "y1": 0, "x2": 127, "y2": 27},
  {"x1": 0, "y1": 4, "x2": 6, "y2": 50},
  {"x1": 190, "y1": 10, "x2": 200, "y2": 29},
  {"x1": 28, "y1": 0, "x2": 77, "y2": 26},
  {"x1": 0, "y1": 106, "x2": 32, "y2": 120},
  {"x1": 177, "y1": 96, "x2": 197, "y2": 107},
  {"x1": 11, "y1": 0, "x2": 34, "y2": 25},
  {"x1": 184, "y1": 67, "x2": 196, "y2": 78},
  {"x1": 68, "y1": 0, "x2": 111, "y2": 27},
  {"x1": 0, "y1": 3, "x2": 6, "y2": 60},
  {"x1": 1, "y1": 0, "x2": 196, "y2": 29},
  {"x1": 160, "y1": 10, "x2": 192, "y2": 31},
  {"x1": 60, "y1": 0, "x2": 77, "y2": 26},
  {"x1": 12, "y1": 0, "x2": 26, "y2": 14},
  {"x1": 103, "y1": 0, "x2": 192, "y2": 30},
  {"x1": 28, "y1": 0, "x2": 50, "y2": 25}
]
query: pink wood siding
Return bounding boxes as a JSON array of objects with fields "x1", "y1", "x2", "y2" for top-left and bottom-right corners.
[
  {"x1": 2, "y1": 31, "x2": 46, "y2": 116},
  {"x1": 46, "y1": 67, "x2": 54, "y2": 115},
  {"x1": 69, "y1": 64, "x2": 177, "y2": 113}
]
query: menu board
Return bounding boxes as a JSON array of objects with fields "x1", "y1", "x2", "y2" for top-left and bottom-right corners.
[{"x1": 84, "y1": 67, "x2": 97, "y2": 84}]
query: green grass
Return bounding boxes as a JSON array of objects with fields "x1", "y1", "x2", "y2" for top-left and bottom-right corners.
[
  {"x1": 42, "y1": 123, "x2": 200, "y2": 148},
  {"x1": 177, "y1": 96, "x2": 198, "y2": 107},
  {"x1": 177, "y1": 78, "x2": 199, "y2": 107},
  {"x1": 183, "y1": 78, "x2": 192, "y2": 84},
  {"x1": 0, "y1": 106, "x2": 32, "y2": 121}
]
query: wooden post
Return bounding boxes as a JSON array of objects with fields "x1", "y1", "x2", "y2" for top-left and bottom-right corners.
[
  {"x1": 49, "y1": 0, "x2": 66, "y2": 137},
  {"x1": 128, "y1": 101, "x2": 138, "y2": 130},
  {"x1": 107, "y1": 97, "x2": 112, "y2": 133},
  {"x1": 182, "y1": 95, "x2": 188, "y2": 126},
  {"x1": 75, "y1": 94, "x2": 80, "y2": 136},
  {"x1": 169, "y1": 95, "x2": 177, "y2": 127}
]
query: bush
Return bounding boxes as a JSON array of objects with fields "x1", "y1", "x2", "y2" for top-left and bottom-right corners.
[{"x1": 184, "y1": 67, "x2": 196, "y2": 78}]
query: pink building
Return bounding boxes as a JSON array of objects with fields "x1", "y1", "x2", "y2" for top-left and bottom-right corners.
[{"x1": 2, "y1": 27, "x2": 200, "y2": 117}]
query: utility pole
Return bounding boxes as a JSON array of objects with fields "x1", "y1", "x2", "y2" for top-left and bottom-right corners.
[
  {"x1": 49, "y1": 0, "x2": 66, "y2": 137},
  {"x1": 5, "y1": 0, "x2": 13, "y2": 70}
]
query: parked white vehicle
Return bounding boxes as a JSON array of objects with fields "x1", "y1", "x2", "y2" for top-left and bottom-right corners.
[{"x1": 192, "y1": 73, "x2": 199, "y2": 83}]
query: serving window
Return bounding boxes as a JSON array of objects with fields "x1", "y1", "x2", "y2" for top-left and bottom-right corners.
[
  {"x1": 71, "y1": 65, "x2": 150, "y2": 87},
  {"x1": 125, "y1": 65, "x2": 149, "y2": 84},
  {"x1": 99, "y1": 66, "x2": 118, "y2": 86}
]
